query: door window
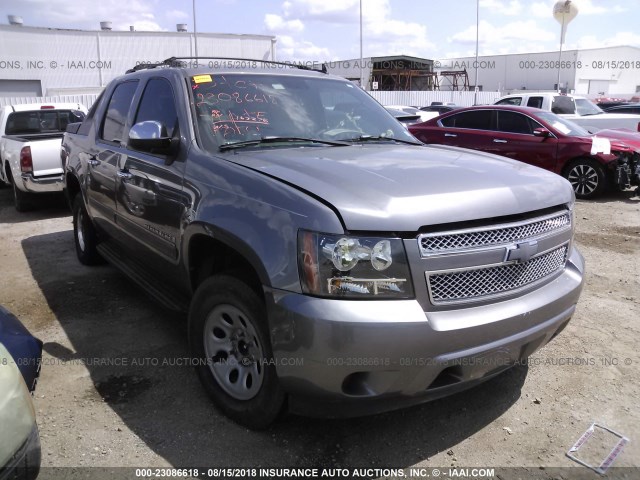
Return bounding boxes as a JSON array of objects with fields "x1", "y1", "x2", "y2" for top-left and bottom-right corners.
[
  {"x1": 551, "y1": 95, "x2": 575, "y2": 114},
  {"x1": 100, "y1": 81, "x2": 139, "y2": 143},
  {"x1": 497, "y1": 111, "x2": 539, "y2": 134},
  {"x1": 527, "y1": 96, "x2": 544, "y2": 109},
  {"x1": 440, "y1": 110, "x2": 495, "y2": 130},
  {"x1": 495, "y1": 97, "x2": 522, "y2": 106},
  {"x1": 133, "y1": 78, "x2": 178, "y2": 138}
]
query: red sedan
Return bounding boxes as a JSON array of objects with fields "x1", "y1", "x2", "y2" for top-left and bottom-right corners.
[{"x1": 409, "y1": 105, "x2": 639, "y2": 199}]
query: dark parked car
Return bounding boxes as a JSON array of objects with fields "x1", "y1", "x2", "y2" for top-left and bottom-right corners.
[
  {"x1": 409, "y1": 105, "x2": 638, "y2": 199},
  {"x1": 419, "y1": 104, "x2": 463, "y2": 115},
  {"x1": 604, "y1": 103, "x2": 640, "y2": 115},
  {"x1": 384, "y1": 107, "x2": 422, "y2": 127},
  {"x1": 0, "y1": 305, "x2": 43, "y2": 392},
  {"x1": 0, "y1": 306, "x2": 42, "y2": 480}
]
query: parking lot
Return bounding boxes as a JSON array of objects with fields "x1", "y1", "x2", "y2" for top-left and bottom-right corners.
[{"x1": 0, "y1": 185, "x2": 638, "y2": 478}]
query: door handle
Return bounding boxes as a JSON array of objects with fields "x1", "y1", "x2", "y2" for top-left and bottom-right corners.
[
  {"x1": 493, "y1": 139, "x2": 508, "y2": 143},
  {"x1": 444, "y1": 133, "x2": 457, "y2": 138},
  {"x1": 117, "y1": 170, "x2": 133, "y2": 180}
]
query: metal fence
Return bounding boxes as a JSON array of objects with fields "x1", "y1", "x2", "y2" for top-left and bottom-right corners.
[
  {"x1": 0, "y1": 90, "x2": 502, "y2": 111},
  {"x1": 369, "y1": 90, "x2": 501, "y2": 107}
]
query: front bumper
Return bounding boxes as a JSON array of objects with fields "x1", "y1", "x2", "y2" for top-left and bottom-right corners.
[
  {"x1": 20, "y1": 173, "x2": 64, "y2": 193},
  {"x1": 267, "y1": 247, "x2": 585, "y2": 417}
]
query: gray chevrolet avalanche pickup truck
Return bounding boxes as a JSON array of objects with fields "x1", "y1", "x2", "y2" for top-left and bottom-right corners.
[{"x1": 62, "y1": 58, "x2": 585, "y2": 428}]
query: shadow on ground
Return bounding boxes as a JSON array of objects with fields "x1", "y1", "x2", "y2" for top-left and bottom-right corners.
[
  {"x1": 0, "y1": 186, "x2": 69, "y2": 224},
  {"x1": 23, "y1": 230, "x2": 528, "y2": 469}
]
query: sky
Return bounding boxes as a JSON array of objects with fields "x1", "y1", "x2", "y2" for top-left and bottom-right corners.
[{"x1": 2, "y1": 0, "x2": 639, "y2": 61}]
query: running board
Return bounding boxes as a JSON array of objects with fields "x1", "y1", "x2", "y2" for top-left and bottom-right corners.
[{"x1": 97, "y1": 241, "x2": 189, "y2": 313}]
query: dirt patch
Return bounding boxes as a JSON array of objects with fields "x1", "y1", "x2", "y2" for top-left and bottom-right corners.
[
  {"x1": 1, "y1": 186, "x2": 639, "y2": 475},
  {"x1": 574, "y1": 231, "x2": 640, "y2": 254}
]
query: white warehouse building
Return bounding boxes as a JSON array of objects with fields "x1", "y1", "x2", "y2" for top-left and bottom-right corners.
[
  {"x1": 436, "y1": 46, "x2": 640, "y2": 96},
  {"x1": 0, "y1": 20, "x2": 276, "y2": 97}
]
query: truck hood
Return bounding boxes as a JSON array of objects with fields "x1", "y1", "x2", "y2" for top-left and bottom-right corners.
[{"x1": 224, "y1": 144, "x2": 573, "y2": 231}]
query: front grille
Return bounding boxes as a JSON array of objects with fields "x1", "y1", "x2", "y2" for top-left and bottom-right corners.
[
  {"x1": 419, "y1": 210, "x2": 571, "y2": 255},
  {"x1": 427, "y1": 245, "x2": 568, "y2": 304}
]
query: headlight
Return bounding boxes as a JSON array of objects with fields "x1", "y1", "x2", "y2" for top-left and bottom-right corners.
[{"x1": 298, "y1": 230, "x2": 414, "y2": 299}]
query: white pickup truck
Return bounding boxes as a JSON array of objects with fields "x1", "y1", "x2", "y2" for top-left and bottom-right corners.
[
  {"x1": 495, "y1": 93, "x2": 640, "y2": 133},
  {"x1": 0, "y1": 103, "x2": 87, "y2": 211}
]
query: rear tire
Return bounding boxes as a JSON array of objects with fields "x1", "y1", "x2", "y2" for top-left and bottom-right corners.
[
  {"x1": 189, "y1": 275, "x2": 285, "y2": 429},
  {"x1": 9, "y1": 172, "x2": 35, "y2": 212},
  {"x1": 564, "y1": 158, "x2": 606, "y2": 200},
  {"x1": 73, "y1": 195, "x2": 104, "y2": 265}
]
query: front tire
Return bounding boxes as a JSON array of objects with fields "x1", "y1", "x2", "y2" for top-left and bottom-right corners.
[
  {"x1": 73, "y1": 195, "x2": 104, "y2": 265},
  {"x1": 564, "y1": 158, "x2": 606, "y2": 200},
  {"x1": 189, "y1": 275, "x2": 285, "y2": 429}
]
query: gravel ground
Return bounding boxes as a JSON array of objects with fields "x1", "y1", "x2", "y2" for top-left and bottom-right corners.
[{"x1": 0, "y1": 185, "x2": 638, "y2": 480}]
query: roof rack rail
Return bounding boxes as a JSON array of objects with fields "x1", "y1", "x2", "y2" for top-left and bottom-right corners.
[
  {"x1": 125, "y1": 62, "x2": 169, "y2": 73},
  {"x1": 126, "y1": 57, "x2": 328, "y2": 74}
]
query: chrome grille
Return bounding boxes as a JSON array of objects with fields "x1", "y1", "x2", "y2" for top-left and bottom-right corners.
[
  {"x1": 427, "y1": 245, "x2": 568, "y2": 304},
  {"x1": 419, "y1": 211, "x2": 571, "y2": 256}
]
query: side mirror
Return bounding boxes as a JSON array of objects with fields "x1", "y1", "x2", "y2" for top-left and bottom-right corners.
[
  {"x1": 533, "y1": 128, "x2": 551, "y2": 138},
  {"x1": 69, "y1": 110, "x2": 86, "y2": 123},
  {"x1": 128, "y1": 121, "x2": 176, "y2": 155}
]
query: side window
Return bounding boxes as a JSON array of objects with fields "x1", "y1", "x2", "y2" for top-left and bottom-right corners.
[
  {"x1": 527, "y1": 96, "x2": 544, "y2": 109},
  {"x1": 440, "y1": 110, "x2": 495, "y2": 130},
  {"x1": 100, "y1": 81, "x2": 139, "y2": 144},
  {"x1": 134, "y1": 78, "x2": 178, "y2": 138},
  {"x1": 497, "y1": 111, "x2": 536, "y2": 134},
  {"x1": 495, "y1": 97, "x2": 522, "y2": 106},
  {"x1": 78, "y1": 91, "x2": 105, "y2": 135},
  {"x1": 551, "y1": 96, "x2": 575, "y2": 114}
]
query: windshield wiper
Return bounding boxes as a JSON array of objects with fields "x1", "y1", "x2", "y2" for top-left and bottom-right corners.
[
  {"x1": 219, "y1": 136, "x2": 349, "y2": 151},
  {"x1": 345, "y1": 135, "x2": 422, "y2": 145}
]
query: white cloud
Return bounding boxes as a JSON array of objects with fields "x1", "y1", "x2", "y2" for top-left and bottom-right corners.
[
  {"x1": 282, "y1": 0, "x2": 360, "y2": 23},
  {"x1": 574, "y1": 31, "x2": 640, "y2": 49},
  {"x1": 165, "y1": 10, "x2": 189, "y2": 21},
  {"x1": 364, "y1": 18, "x2": 435, "y2": 57},
  {"x1": 264, "y1": 14, "x2": 304, "y2": 33},
  {"x1": 479, "y1": 0, "x2": 523, "y2": 15},
  {"x1": 266, "y1": 0, "x2": 434, "y2": 60},
  {"x1": 276, "y1": 35, "x2": 330, "y2": 61},
  {"x1": 15, "y1": 0, "x2": 166, "y2": 31},
  {"x1": 450, "y1": 19, "x2": 555, "y2": 46}
]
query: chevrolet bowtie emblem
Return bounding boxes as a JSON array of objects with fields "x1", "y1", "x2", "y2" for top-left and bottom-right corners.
[{"x1": 504, "y1": 240, "x2": 539, "y2": 264}]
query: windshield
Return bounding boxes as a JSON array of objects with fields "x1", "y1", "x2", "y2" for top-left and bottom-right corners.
[
  {"x1": 575, "y1": 98, "x2": 604, "y2": 116},
  {"x1": 536, "y1": 111, "x2": 591, "y2": 137},
  {"x1": 190, "y1": 73, "x2": 417, "y2": 151}
]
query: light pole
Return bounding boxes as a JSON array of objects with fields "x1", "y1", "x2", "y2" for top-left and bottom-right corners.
[
  {"x1": 474, "y1": 0, "x2": 479, "y2": 104},
  {"x1": 359, "y1": 0, "x2": 364, "y2": 88},
  {"x1": 193, "y1": 0, "x2": 199, "y2": 60}
]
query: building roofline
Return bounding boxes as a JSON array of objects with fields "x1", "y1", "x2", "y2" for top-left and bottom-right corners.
[
  {"x1": 438, "y1": 45, "x2": 639, "y2": 61},
  {"x1": 0, "y1": 23, "x2": 275, "y2": 40}
]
